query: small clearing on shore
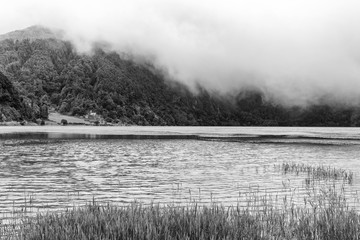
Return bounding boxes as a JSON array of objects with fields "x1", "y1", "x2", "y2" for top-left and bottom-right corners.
[{"x1": 48, "y1": 112, "x2": 89, "y2": 125}]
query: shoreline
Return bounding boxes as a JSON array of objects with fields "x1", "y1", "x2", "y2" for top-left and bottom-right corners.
[{"x1": 1, "y1": 125, "x2": 360, "y2": 141}]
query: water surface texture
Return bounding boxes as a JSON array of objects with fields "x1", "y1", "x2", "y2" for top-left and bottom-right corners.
[{"x1": 1, "y1": 126, "x2": 360, "y2": 221}]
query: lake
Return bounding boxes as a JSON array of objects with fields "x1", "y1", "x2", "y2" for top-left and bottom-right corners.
[{"x1": 1, "y1": 126, "x2": 360, "y2": 222}]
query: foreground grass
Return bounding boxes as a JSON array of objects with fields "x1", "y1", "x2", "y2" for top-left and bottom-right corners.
[{"x1": 3, "y1": 185, "x2": 360, "y2": 240}]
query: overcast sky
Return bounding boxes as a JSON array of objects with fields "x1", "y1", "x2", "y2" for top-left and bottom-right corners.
[{"x1": 2, "y1": 0, "x2": 360, "y2": 105}]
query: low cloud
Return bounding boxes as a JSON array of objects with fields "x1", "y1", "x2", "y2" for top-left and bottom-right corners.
[{"x1": 2, "y1": 0, "x2": 360, "y2": 105}]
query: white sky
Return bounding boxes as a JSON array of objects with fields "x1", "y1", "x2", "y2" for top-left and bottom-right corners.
[{"x1": 2, "y1": 0, "x2": 360, "y2": 105}]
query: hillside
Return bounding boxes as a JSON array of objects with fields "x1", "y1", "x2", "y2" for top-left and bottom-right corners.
[
  {"x1": 1, "y1": 26, "x2": 360, "y2": 126},
  {"x1": 0, "y1": 71, "x2": 35, "y2": 122}
]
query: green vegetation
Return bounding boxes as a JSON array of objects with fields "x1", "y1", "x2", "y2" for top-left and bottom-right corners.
[
  {"x1": 0, "y1": 71, "x2": 35, "y2": 122},
  {"x1": 1, "y1": 26, "x2": 360, "y2": 126},
  {"x1": 60, "y1": 119, "x2": 67, "y2": 126},
  {"x1": 1, "y1": 183, "x2": 359, "y2": 240},
  {"x1": 282, "y1": 162, "x2": 354, "y2": 184}
]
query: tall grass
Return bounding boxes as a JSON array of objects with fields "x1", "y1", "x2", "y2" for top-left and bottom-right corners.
[
  {"x1": 281, "y1": 162, "x2": 354, "y2": 184},
  {"x1": 2, "y1": 184, "x2": 360, "y2": 240},
  {"x1": 1, "y1": 163, "x2": 358, "y2": 239}
]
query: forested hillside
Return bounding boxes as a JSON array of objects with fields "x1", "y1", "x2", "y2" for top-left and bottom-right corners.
[
  {"x1": 1, "y1": 26, "x2": 360, "y2": 126},
  {"x1": 0, "y1": 71, "x2": 35, "y2": 122}
]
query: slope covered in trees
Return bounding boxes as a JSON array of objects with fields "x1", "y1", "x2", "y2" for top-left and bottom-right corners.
[
  {"x1": 0, "y1": 71, "x2": 35, "y2": 121},
  {"x1": 1, "y1": 26, "x2": 360, "y2": 126}
]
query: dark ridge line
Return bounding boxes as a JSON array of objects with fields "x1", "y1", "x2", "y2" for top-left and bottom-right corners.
[
  {"x1": 197, "y1": 136, "x2": 360, "y2": 142},
  {"x1": 248, "y1": 141, "x2": 359, "y2": 146},
  {"x1": 0, "y1": 132, "x2": 200, "y2": 140},
  {"x1": 1, "y1": 132, "x2": 360, "y2": 142}
]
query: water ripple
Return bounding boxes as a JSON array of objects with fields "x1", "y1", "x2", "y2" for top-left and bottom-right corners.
[{"x1": 1, "y1": 137, "x2": 360, "y2": 222}]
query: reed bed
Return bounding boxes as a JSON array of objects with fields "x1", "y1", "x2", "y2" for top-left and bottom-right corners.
[
  {"x1": 2, "y1": 184, "x2": 360, "y2": 240},
  {"x1": 281, "y1": 162, "x2": 354, "y2": 183}
]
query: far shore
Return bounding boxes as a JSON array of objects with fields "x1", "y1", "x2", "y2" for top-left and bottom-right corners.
[
  {"x1": 0, "y1": 112, "x2": 100, "y2": 127},
  {"x1": 0, "y1": 125, "x2": 360, "y2": 142}
]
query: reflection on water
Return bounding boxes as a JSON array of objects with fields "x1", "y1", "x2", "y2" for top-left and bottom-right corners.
[{"x1": 1, "y1": 133, "x2": 360, "y2": 223}]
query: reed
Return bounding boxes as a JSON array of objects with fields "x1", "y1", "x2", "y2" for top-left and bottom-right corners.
[
  {"x1": 2, "y1": 184, "x2": 360, "y2": 240},
  {"x1": 281, "y1": 162, "x2": 354, "y2": 183}
]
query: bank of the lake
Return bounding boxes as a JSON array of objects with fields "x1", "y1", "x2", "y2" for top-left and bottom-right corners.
[
  {"x1": 3, "y1": 181, "x2": 360, "y2": 240},
  {"x1": 1, "y1": 126, "x2": 360, "y2": 239}
]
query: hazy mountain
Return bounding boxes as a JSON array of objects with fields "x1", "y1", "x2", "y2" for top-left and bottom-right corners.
[
  {"x1": 0, "y1": 26, "x2": 359, "y2": 126},
  {"x1": 0, "y1": 25, "x2": 63, "y2": 42}
]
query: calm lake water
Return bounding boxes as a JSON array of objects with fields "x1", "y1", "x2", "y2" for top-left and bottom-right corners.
[{"x1": 1, "y1": 126, "x2": 360, "y2": 222}]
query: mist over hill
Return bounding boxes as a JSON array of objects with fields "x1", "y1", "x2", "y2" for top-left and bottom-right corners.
[{"x1": 1, "y1": 26, "x2": 360, "y2": 126}]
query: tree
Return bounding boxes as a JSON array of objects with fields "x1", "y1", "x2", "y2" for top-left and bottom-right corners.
[{"x1": 61, "y1": 119, "x2": 68, "y2": 125}]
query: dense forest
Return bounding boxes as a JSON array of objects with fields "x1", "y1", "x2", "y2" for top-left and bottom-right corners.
[{"x1": 1, "y1": 26, "x2": 360, "y2": 126}]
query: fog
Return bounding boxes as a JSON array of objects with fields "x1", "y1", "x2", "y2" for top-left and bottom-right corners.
[{"x1": 2, "y1": 0, "x2": 360, "y2": 105}]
